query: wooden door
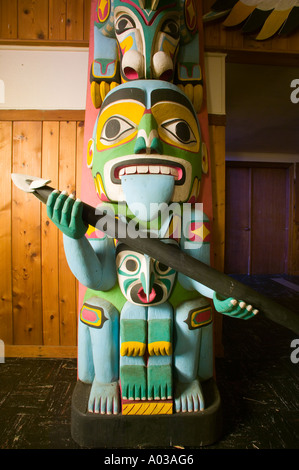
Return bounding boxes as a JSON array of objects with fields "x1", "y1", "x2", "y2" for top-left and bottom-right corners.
[{"x1": 225, "y1": 163, "x2": 290, "y2": 275}]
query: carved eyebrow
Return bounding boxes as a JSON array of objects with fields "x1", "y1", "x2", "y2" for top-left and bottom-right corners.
[
  {"x1": 151, "y1": 89, "x2": 196, "y2": 119},
  {"x1": 101, "y1": 88, "x2": 146, "y2": 110}
]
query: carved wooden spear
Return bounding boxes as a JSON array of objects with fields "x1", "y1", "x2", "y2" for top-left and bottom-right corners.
[{"x1": 11, "y1": 173, "x2": 299, "y2": 335}]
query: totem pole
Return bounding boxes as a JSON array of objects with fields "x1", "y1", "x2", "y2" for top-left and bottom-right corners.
[{"x1": 41, "y1": 0, "x2": 258, "y2": 447}]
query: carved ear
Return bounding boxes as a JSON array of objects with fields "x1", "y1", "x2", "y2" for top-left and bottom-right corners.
[
  {"x1": 87, "y1": 139, "x2": 94, "y2": 169},
  {"x1": 201, "y1": 142, "x2": 209, "y2": 174}
]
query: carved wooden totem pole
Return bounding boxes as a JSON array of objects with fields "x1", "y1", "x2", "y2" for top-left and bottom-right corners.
[{"x1": 47, "y1": 0, "x2": 258, "y2": 447}]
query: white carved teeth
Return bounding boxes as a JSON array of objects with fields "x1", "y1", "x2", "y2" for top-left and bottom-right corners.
[{"x1": 119, "y1": 165, "x2": 178, "y2": 179}]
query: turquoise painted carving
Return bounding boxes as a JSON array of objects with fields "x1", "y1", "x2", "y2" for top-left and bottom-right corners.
[
  {"x1": 46, "y1": 80, "x2": 257, "y2": 415},
  {"x1": 90, "y1": 0, "x2": 203, "y2": 111}
]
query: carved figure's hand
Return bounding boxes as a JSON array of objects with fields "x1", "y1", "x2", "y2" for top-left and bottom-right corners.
[
  {"x1": 177, "y1": 83, "x2": 203, "y2": 113},
  {"x1": 91, "y1": 80, "x2": 119, "y2": 109},
  {"x1": 213, "y1": 293, "x2": 259, "y2": 320},
  {"x1": 46, "y1": 190, "x2": 87, "y2": 239}
]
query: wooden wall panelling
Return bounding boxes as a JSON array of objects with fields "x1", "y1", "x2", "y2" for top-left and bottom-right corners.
[
  {"x1": 202, "y1": 0, "x2": 299, "y2": 59},
  {"x1": 66, "y1": 0, "x2": 84, "y2": 41},
  {"x1": 0, "y1": 0, "x2": 91, "y2": 44},
  {"x1": 0, "y1": 121, "x2": 13, "y2": 344},
  {"x1": 0, "y1": 0, "x2": 18, "y2": 39},
  {"x1": 58, "y1": 121, "x2": 78, "y2": 346},
  {"x1": 225, "y1": 165, "x2": 251, "y2": 274},
  {"x1": 0, "y1": 113, "x2": 84, "y2": 357},
  {"x1": 209, "y1": 124, "x2": 225, "y2": 358},
  {"x1": 12, "y1": 121, "x2": 43, "y2": 345},
  {"x1": 251, "y1": 167, "x2": 290, "y2": 275},
  {"x1": 49, "y1": 0, "x2": 67, "y2": 41},
  {"x1": 83, "y1": 0, "x2": 91, "y2": 41},
  {"x1": 41, "y1": 121, "x2": 60, "y2": 345},
  {"x1": 18, "y1": 0, "x2": 49, "y2": 40}
]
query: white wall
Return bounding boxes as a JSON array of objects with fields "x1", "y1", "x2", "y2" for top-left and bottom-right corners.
[
  {"x1": 0, "y1": 46, "x2": 89, "y2": 110},
  {"x1": 0, "y1": 46, "x2": 226, "y2": 114}
]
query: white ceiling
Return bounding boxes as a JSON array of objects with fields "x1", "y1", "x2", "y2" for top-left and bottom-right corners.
[{"x1": 225, "y1": 62, "x2": 299, "y2": 156}]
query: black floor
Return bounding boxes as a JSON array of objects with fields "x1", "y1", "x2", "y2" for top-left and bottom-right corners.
[{"x1": 0, "y1": 275, "x2": 298, "y2": 450}]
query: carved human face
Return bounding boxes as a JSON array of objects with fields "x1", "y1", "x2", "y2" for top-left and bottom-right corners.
[
  {"x1": 87, "y1": 80, "x2": 203, "y2": 218},
  {"x1": 113, "y1": 0, "x2": 181, "y2": 81},
  {"x1": 116, "y1": 242, "x2": 177, "y2": 306}
]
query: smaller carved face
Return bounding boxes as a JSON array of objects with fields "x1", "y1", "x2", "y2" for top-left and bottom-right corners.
[
  {"x1": 114, "y1": 1, "x2": 181, "y2": 81},
  {"x1": 116, "y1": 242, "x2": 177, "y2": 306}
]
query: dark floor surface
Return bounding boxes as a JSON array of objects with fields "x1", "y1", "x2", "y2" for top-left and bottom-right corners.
[{"x1": 0, "y1": 275, "x2": 298, "y2": 450}]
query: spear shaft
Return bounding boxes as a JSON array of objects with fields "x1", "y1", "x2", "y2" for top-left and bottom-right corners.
[{"x1": 17, "y1": 181, "x2": 299, "y2": 335}]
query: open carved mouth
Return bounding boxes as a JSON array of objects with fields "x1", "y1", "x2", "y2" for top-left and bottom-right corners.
[
  {"x1": 137, "y1": 287, "x2": 156, "y2": 303},
  {"x1": 131, "y1": 283, "x2": 164, "y2": 305},
  {"x1": 111, "y1": 158, "x2": 186, "y2": 185}
]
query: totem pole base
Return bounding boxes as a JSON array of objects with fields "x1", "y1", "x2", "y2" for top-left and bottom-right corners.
[{"x1": 71, "y1": 379, "x2": 222, "y2": 448}]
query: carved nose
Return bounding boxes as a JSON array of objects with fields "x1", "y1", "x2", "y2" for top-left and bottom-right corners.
[
  {"x1": 134, "y1": 133, "x2": 163, "y2": 155},
  {"x1": 122, "y1": 50, "x2": 144, "y2": 80},
  {"x1": 152, "y1": 51, "x2": 174, "y2": 81}
]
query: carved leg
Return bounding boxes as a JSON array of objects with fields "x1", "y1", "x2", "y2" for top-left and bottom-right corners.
[
  {"x1": 78, "y1": 296, "x2": 120, "y2": 414},
  {"x1": 147, "y1": 303, "x2": 173, "y2": 401},
  {"x1": 174, "y1": 298, "x2": 213, "y2": 412},
  {"x1": 120, "y1": 302, "x2": 147, "y2": 401}
]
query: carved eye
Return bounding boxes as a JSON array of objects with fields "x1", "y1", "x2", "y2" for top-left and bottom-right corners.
[
  {"x1": 125, "y1": 258, "x2": 138, "y2": 272},
  {"x1": 100, "y1": 116, "x2": 135, "y2": 144},
  {"x1": 154, "y1": 260, "x2": 173, "y2": 276},
  {"x1": 161, "y1": 19, "x2": 180, "y2": 40},
  {"x1": 161, "y1": 119, "x2": 197, "y2": 145},
  {"x1": 118, "y1": 255, "x2": 141, "y2": 276},
  {"x1": 115, "y1": 14, "x2": 136, "y2": 35}
]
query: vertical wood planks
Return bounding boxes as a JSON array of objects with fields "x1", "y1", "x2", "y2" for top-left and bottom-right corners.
[
  {"x1": 41, "y1": 121, "x2": 60, "y2": 345},
  {"x1": 12, "y1": 121, "x2": 43, "y2": 345},
  {"x1": 209, "y1": 124, "x2": 225, "y2": 358},
  {"x1": 49, "y1": 0, "x2": 67, "y2": 40},
  {"x1": 18, "y1": 0, "x2": 49, "y2": 40},
  {"x1": 83, "y1": 0, "x2": 91, "y2": 41},
  {"x1": 58, "y1": 121, "x2": 77, "y2": 346},
  {"x1": 0, "y1": 121, "x2": 13, "y2": 344},
  {"x1": 66, "y1": 0, "x2": 84, "y2": 41},
  {"x1": 0, "y1": 115, "x2": 85, "y2": 353},
  {"x1": 0, "y1": 0, "x2": 18, "y2": 39}
]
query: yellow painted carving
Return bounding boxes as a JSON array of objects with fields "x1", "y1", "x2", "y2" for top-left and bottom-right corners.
[
  {"x1": 94, "y1": 173, "x2": 108, "y2": 200},
  {"x1": 191, "y1": 221, "x2": 210, "y2": 241},
  {"x1": 119, "y1": 35, "x2": 134, "y2": 54},
  {"x1": 148, "y1": 341, "x2": 172, "y2": 356},
  {"x1": 96, "y1": 101, "x2": 145, "y2": 151},
  {"x1": 120, "y1": 341, "x2": 146, "y2": 357}
]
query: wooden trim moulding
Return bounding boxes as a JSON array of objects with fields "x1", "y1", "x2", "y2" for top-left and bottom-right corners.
[
  {"x1": 0, "y1": 39, "x2": 89, "y2": 48},
  {"x1": 206, "y1": 47, "x2": 299, "y2": 67},
  {"x1": 0, "y1": 110, "x2": 85, "y2": 121},
  {"x1": 5, "y1": 345, "x2": 77, "y2": 358}
]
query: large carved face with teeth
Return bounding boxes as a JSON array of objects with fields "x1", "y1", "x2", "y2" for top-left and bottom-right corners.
[
  {"x1": 116, "y1": 242, "x2": 177, "y2": 306},
  {"x1": 87, "y1": 80, "x2": 203, "y2": 220}
]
